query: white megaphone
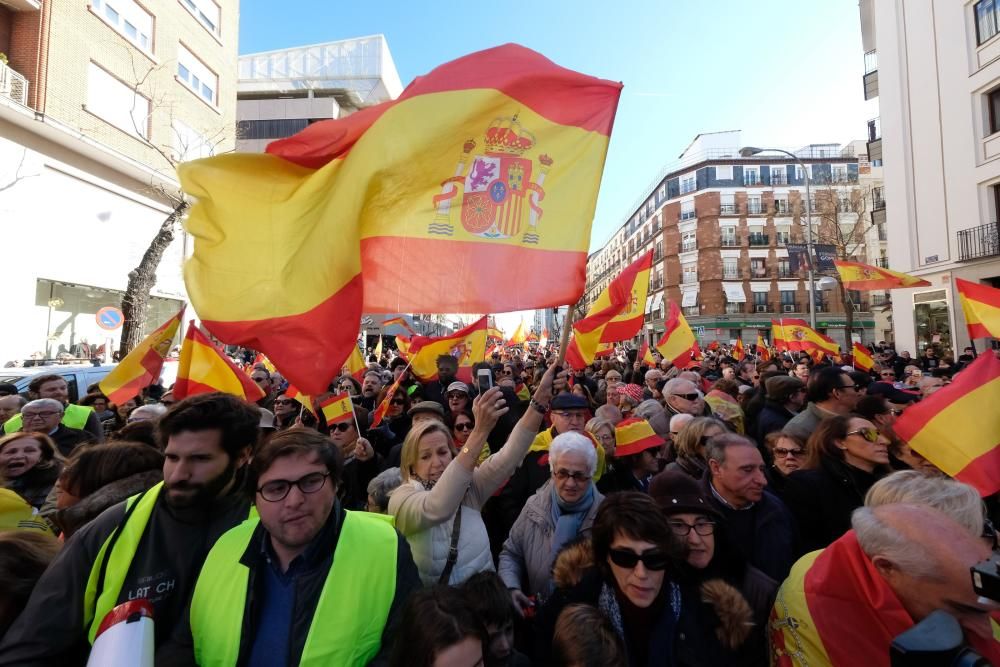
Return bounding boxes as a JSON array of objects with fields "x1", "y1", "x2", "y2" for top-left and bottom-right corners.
[{"x1": 87, "y1": 599, "x2": 155, "y2": 667}]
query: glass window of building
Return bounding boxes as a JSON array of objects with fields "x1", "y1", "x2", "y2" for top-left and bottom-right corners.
[
  {"x1": 86, "y1": 63, "x2": 150, "y2": 139},
  {"x1": 177, "y1": 44, "x2": 218, "y2": 105},
  {"x1": 181, "y1": 0, "x2": 221, "y2": 36},
  {"x1": 90, "y1": 0, "x2": 153, "y2": 53},
  {"x1": 723, "y1": 257, "x2": 739, "y2": 279}
]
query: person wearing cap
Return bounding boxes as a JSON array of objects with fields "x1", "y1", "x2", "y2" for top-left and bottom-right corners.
[
  {"x1": 600, "y1": 418, "x2": 662, "y2": 494},
  {"x1": 408, "y1": 401, "x2": 447, "y2": 425},
  {"x1": 650, "y1": 470, "x2": 777, "y2": 665},
  {"x1": 754, "y1": 376, "x2": 806, "y2": 445},
  {"x1": 498, "y1": 431, "x2": 604, "y2": 609},
  {"x1": 0, "y1": 383, "x2": 19, "y2": 398},
  {"x1": 616, "y1": 384, "x2": 643, "y2": 419},
  {"x1": 446, "y1": 381, "x2": 471, "y2": 418}
]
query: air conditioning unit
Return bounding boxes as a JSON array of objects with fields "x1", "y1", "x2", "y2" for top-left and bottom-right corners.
[
  {"x1": 783, "y1": 304, "x2": 796, "y2": 313},
  {"x1": 754, "y1": 305, "x2": 768, "y2": 313}
]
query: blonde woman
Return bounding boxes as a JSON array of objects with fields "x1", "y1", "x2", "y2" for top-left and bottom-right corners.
[{"x1": 389, "y1": 364, "x2": 556, "y2": 585}]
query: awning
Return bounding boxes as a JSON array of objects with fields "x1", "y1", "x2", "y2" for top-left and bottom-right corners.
[
  {"x1": 644, "y1": 295, "x2": 654, "y2": 314},
  {"x1": 681, "y1": 290, "x2": 698, "y2": 307},
  {"x1": 651, "y1": 293, "x2": 664, "y2": 313},
  {"x1": 723, "y1": 282, "x2": 746, "y2": 302}
]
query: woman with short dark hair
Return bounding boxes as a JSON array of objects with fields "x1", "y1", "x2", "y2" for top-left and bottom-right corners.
[
  {"x1": 0, "y1": 432, "x2": 63, "y2": 509},
  {"x1": 390, "y1": 585, "x2": 487, "y2": 667}
]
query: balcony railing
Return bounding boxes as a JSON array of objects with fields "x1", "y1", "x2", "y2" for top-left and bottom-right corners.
[
  {"x1": 770, "y1": 173, "x2": 787, "y2": 186},
  {"x1": 851, "y1": 301, "x2": 871, "y2": 312},
  {"x1": 747, "y1": 203, "x2": 764, "y2": 215},
  {"x1": 750, "y1": 303, "x2": 773, "y2": 313},
  {"x1": 723, "y1": 269, "x2": 740, "y2": 280},
  {"x1": 720, "y1": 237, "x2": 740, "y2": 247},
  {"x1": 681, "y1": 274, "x2": 699, "y2": 285},
  {"x1": 775, "y1": 233, "x2": 791, "y2": 246},
  {"x1": 677, "y1": 242, "x2": 697, "y2": 254},
  {"x1": 724, "y1": 302, "x2": 744, "y2": 314},
  {"x1": 679, "y1": 210, "x2": 696, "y2": 221},
  {"x1": 719, "y1": 203, "x2": 738, "y2": 215},
  {"x1": 875, "y1": 256, "x2": 890, "y2": 269},
  {"x1": 748, "y1": 233, "x2": 769, "y2": 246},
  {"x1": 774, "y1": 202, "x2": 790, "y2": 215},
  {"x1": 744, "y1": 175, "x2": 761, "y2": 186},
  {"x1": 958, "y1": 222, "x2": 1000, "y2": 261},
  {"x1": 0, "y1": 61, "x2": 29, "y2": 107},
  {"x1": 777, "y1": 268, "x2": 796, "y2": 278},
  {"x1": 751, "y1": 266, "x2": 769, "y2": 278},
  {"x1": 871, "y1": 293, "x2": 891, "y2": 307},
  {"x1": 778, "y1": 301, "x2": 798, "y2": 313},
  {"x1": 680, "y1": 181, "x2": 697, "y2": 194}
]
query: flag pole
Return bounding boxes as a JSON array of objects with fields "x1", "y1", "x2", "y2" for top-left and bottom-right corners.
[{"x1": 556, "y1": 306, "x2": 575, "y2": 367}]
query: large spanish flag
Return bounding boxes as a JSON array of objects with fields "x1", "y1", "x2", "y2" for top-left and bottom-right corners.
[
  {"x1": 956, "y1": 278, "x2": 1000, "y2": 339},
  {"x1": 834, "y1": 259, "x2": 930, "y2": 290},
  {"x1": 173, "y1": 324, "x2": 266, "y2": 402},
  {"x1": 178, "y1": 45, "x2": 621, "y2": 396},
  {"x1": 655, "y1": 301, "x2": 697, "y2": 369},
  {"x1": 893, "y1": 351, "x2": 1000, "y2": 496},
  {"x1": 407, "y1": 316, "x2": 488, "y2": 383},
  {"x1": 99, "y1": 306, "x2": 184, "y2": 404},
  {"x1": 771, "y1": 318, "x2": 839, "y2": 356},
  {"x1": 564, "y1": 252, "x2": 652, "y2": 369}
]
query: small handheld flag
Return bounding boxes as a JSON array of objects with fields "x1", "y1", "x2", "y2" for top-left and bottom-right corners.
[{"x1": 319, "y1": 392, "x2": 354, "y2": 426}]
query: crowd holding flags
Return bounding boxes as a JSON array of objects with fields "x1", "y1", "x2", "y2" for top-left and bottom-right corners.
[
  {"x1": 756, "y1": 334, "x2": 771, "y2": 362},
  {"x1": 406, "y1": 316, "x2": 487, "y2": 383},
  {"x1": 732, "y1": 338, "x2": 745, "y2": 362}
]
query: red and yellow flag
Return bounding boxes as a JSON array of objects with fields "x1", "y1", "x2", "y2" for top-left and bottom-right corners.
[
  {"x1": 852, "y1": 342, "x2": 874, "y2": 372},
  {"x1": 99, "y1": 306, "x2": 184, "y2": 404},
  {"x1": 371, "y1": 369, "x2": 408, "y2": 429},
  {"x1": 733, "y1": 338, "x2": 745, "y2": 362},
  {"x1": 507, "y1": 321, "x2": 527, "y2": 346},
  {"x1": 373, "y1": 337, "x2": 383, "y2": 360},
  {"x1": 407, "y1": 316, "x2": 487, "y2": 383},
  {"x1": 173, "y1": 324, "x2": 266, "y2": 402},
  {"x1": 178, "y1": 45, "x2": 621, "y2": 396},
  {"x1": 956, "y1": 278, "x2": 1000, "y2": 339},
  {"x1": 539, "y1": 328, "x2": 549, "y2": 349},
  {"x1": 834, "y1": 260, "x2": 931, "y2": 290},
  {"x1": 382, "y1": 317, "x2": 415, "y2": 335},
  {"x1": 756, "y1": 334, "x2": 771, "y2": 362},
  {"x1": 894, "y1": 352, "x2": 1000, "y2": 496},
  {"x1": 345, "y1": 346, "x2": 367, "y2": 381},
  {"x1": 319, "y1": 392, "x2": 354, "y2": 426},
  {"x1": 772, "y1": 318, "x2": 839, "y2": 356},
  {"x1": 638, "y1": 341, "x2": 656, "y2": 366},
  {"x1": 284, "y1": 385, "x2": 314, "y2": 415},
  {"x1": 564, "y1": 252, "x2": 652, "y2": 369},
  {"x1": 655, "y1": 301, "x2": 697, "y2": 369}
]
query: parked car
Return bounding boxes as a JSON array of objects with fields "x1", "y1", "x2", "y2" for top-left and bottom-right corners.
[{"x1": 0, "y1": 365, "x2": 119, "y2": 403}]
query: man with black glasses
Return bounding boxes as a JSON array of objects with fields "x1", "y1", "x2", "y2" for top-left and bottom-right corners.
[
  {"x1": 663, "y1": 378, "x2": 707, "y2": 417},
  {"x1": 164, "y1": 428, "x2": 419, "y2": 666},
  {"x1": 783, "y1": 367, "x2": 862, "y2": 441}
]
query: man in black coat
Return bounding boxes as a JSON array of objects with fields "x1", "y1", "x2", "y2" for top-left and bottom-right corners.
[{"x1": 754, "y1": 376, "x2": 805, "y2": 445}]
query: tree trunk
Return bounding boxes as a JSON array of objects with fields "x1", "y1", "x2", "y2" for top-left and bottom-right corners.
[
  {"x1": 117, "y1": 201, "x2": 189, "y2": 357},
  {"x1": 839, "y1": 279, "x2": 855, "y2": 349}
]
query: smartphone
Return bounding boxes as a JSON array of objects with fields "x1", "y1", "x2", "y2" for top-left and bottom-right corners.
[{"x1": 477, "y1": 368, "x2": 494, "y2": 394}]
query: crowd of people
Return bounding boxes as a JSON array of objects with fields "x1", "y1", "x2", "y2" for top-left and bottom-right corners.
[{"x1": 0, "y1": 338, "x2": 996, "y2": 666}]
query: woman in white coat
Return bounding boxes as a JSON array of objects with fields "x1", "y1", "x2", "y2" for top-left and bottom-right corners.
[{"x1": 389, "y1": 364, "x2": 557, "y2": 585}]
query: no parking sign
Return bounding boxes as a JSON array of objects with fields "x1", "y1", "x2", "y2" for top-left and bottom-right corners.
[{"x1": 96, "y1": 306, "x2": 124, "y2": 331}]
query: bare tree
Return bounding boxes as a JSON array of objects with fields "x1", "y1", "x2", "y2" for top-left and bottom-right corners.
[
  {"x1": 811, "y1": 184, "x2": 877, "y2": 340},
  {"x1": 0, "y1": 150, "x2": 38, "y2": 194},
  {"x1": 114, "y1": 49, "x2": 230, "y2": 356}
]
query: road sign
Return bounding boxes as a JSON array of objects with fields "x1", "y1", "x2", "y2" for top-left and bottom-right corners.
[
  {"x1": 96, "y1": 306, "x2": 124, "y2": 331},
  {"x1": 695, "y1": 326, "x2": 706, "y2": 337}
]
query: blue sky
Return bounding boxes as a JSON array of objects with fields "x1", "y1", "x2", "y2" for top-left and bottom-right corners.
[{"x1": 239, "y1": 1, "x2": 876, "y2": 331}]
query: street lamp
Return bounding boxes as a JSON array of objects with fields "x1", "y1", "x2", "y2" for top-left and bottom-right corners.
[{"x1": 740, "y1": 146, "x2": 817, "y2": 329}]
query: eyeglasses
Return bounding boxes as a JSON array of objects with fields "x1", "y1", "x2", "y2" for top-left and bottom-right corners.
[
  {"x1": 454, "y1": 422, "x2": 474, "y2": 432},
  {"x1": 258, "y1": 471, "x2": 330, "y2": 502},
  {"x1": 608, "y1": 548, "x2": 669, "y2": 571},
  {"x1": 667, "y1": 519, "x2": 716, "y2": 537},
  {"x1": 331, "y1": 423, "x2": 354, "y2": 433},
  {"x1": 597, "y1": 433, "x2": 615, "y2": 444},
  {"x1": 390, "y1": 398, "x2": 406, "y2": 406},
  {"x1": 773, "y1": 447, "x2": 804, "y2": 458},
  {"x1": 553, "y1": 469, "x2": 591, "y2": 483},
  {"x1": 21, "y1": 411, "x2": 60, "y2": 420},
  {"x1": 847, "y1": 427, "x2": 880, "y2": 443},
  {"x1": 274, "y1": 399, "x2": 295, "y2": 406},
  {"x1": 838, "y1": 384, "x2": 861, "y2": 392},
  {"x1": 606, "y1": 376, "x2": 621, "y2": 382},
  {"x1": 671, "y1": 393, "x2": 700, "y2": 401}
]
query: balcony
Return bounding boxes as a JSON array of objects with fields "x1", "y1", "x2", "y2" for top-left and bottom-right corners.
[
  {"x1": 680, "y1": 210, "x2": 697, "y2": 221},
  {"x1": 724, "y1": 302, "x2": 745, "y2": 314},
  {"x1": 720, "y1": 237, "x2": 740, "y2": 248},
  {"x1": 723, "y1": 269, "x2": 740, "y2": 280},
  {"x1": 775, "y1": 233, "x2": 791, "y2": 246},
  {"x1": 677, "y1": 241, "x2": 697, "y2": 254},
  {"x1": 748, "y1": 233, "x2": 769, "y2": 247},
  {"x1": 777, "y1": 268, "x2": 796, "y2": 278},
  {"x1": 773, "y1": 202, "x2": 790, "y2": 215},
  {"x1": 868, "y1": 117, "x2": 882, "y2": 164},
  {"x1": 871, "y1": 293, "x2": 891, "y2": 307},
  {"x1": 958, "y1": 223, "x2": 1000, "y2": 261},
  {"x1": 851, "y1": 301, "x2": 871, "y2": 313},
  {"x1": 751, "y1": 266, "x2": 769, "y2": 279},
  {"x1": 719, "y1": 203, "x2": 738, "y2": 215},
  {"x1": 680, "y1": 180, "x2": 697, "y2": 194},
  {"x1": 681, "y1": 274, "x2": 699, "y2": 285},
  {"x1": 750, "y1": 303, "x2": 773, "y2": 313},
  {"x1": 770, "y1": 173, "x2": 787, "y2": 186},
  {"x1": 744, "y1": 175, "x2": 761, "y2": 187},
  {"x1": 875, "y1": 256, "x2": 889, "y2": 269},
  {"x1": 815, "y1": 301, "x2": 831, "y2": 313},
  {"x1": 747, "y1": 203, "x2": 764, "y2": 215},
  {"x1": 863, "y1": 49, "x2": 879, "y2": 100},
  {"x1": 653, "y1": 250, "x2": 663, "y2": 262},
  {"x1": 0, "y1": 62, "x2": 30, "y2": 107}
]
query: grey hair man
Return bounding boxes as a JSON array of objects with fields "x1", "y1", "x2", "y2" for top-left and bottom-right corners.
[
  {"x1": 366, "y1": 467, "x2": 403, "y2": 514},
  {"x1": 20, "y1": 398, "x2": 94, "y2": 457},
  {"x1": 643, "y1": 369, "x2": 663, "y2": 400},
  {"x1": 663, "y1": 378, "x2": 705, "y2": 417},
  {"x1": 701, "y1": 433, "x2": 795, "y2": 581}
]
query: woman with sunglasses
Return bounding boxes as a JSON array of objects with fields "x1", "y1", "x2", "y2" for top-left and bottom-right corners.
[
  {"x1": 761, "y1": 431, "x2": 806, "y2": 499},
  {"x1": 660, "y1": 417, "x2": 728, "y2": 480},
  {"x1": 498, "y1": 432, "x2": 605, "y2": 610},
  {"x1": 651, "y1": 471, "x2": 777, "y2": 666},
  {"x1": 389, "y1": 365, "x2": 557, "y2": 586},
  {"x1": 783, "y1": 414, "x2": 892, "y2": 554}
]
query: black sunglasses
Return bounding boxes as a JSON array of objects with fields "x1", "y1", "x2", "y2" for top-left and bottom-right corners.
[
  {"x1": 608, "y1": 548, "x2": 669, "y2": 571},
  {"x1": 671, "y1": 393, "x2": 700, "y2": 401},
  {"x1": 390, "y1": 398, "x2": 406, "y2": 405},
  {"x1": 331, "y1": 422, "x2": 353, "y2": 433},
  {"x1": 454, "y1": 422, "x2": 474, "y2": 431},
  {"x1": 274, "y1": 399, "x2": 295, "y2": 405}
]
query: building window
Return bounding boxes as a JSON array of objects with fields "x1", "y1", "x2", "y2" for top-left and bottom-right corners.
[
  {"x1": 180, "y1": 0, "x2": 220, "y2": 36},
  {"x1": 715, "y1": 165, "x2": 733, "y2": 180},
  {"x1": 681, "y1": 231, "x2": 697, "y2": 253},
  {"x1": 681, "y1": 176, "x2": 696, "y2": 194},
  {"x1": 237, "y1": 118, "x2": 310, "y2": 141},
  {"x1": 744, "y1": 167, "x2": 759, "y2": 186},
  {"x1": 172, "y1": 120, "x2": 215, "y2": 161},
  {"x1": 796, "y1": 164, "x2": 811, "y2": 181},
  {"x1": 977, "y1": 0, "x2": 1000, "y2": 45},
  {"x1": 770, "y1": 166, "x2": 787, "y2": 185},
  {"x1": 721, "y1": 226, "x2": 738, "y2": 247},
  {"x1": 778, "y1": 258, "x2": 792, "y2": 277},
  {"x1": 682, "y1": 264, "x2": 698, "y2": 284},
  {"x1": 780, "y1": 290, "x2": 796, "y2": 311},
  {"x1": 723, "y1": 257, "x2": 739, "y2": 280},
  {"x1": 683, "y1": 305, "x2": 699, "y2": 317},
  {"x1": 988, "y1": 87, "x2": 1000, "y2": 136},
  {"x1": 747, "y1": 195, "x2": 762, "y2": 215},
  {"x1": 775, "y1": 226, "x2": 791, "y2": 246},
  {"x1": 753, "y1": 291, "x2": 768, "y2": 308},
  {"x1": 832, "y1": 165, "x2": 849, "y2": 183},
  {"x1": 774, "y1": 195, "x2": 789, "y2": 214},
  {"x1": 680, "y1": 201, "x2": 696, "y2": 221},
  {"x1": 177, "y1": 44, "x2": 218, "y2": 105},
  {"x1": 90, "y1": 0, "x2": 153, "y2": 53},
  {"x1": 720, "y1": 193, "x2": 737, "y2": 215},
  {"x1": 751, "y1": 258, "x2": 767, "y2": 278},
  {"x1": 86, "y1": 62, "x2": 150, "y2": 139}
]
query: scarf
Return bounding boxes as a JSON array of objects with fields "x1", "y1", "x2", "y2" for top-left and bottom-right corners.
[
  {"x1": 549, "y1": 482, "x2": 595, "y2": 559},
  {"x1": 413, "y1": 474, "x2": 437, "y2": 491}
]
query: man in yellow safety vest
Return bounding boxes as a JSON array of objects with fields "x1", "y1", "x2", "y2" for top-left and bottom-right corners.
[
  {"x1": 0, "y1": 392, "x2": 260, "y2": 666},
  {"x1": 160, "y1": 427, "x2": 420, "y2": 666},
  {"x1": 3, "y1": 374, "x2": 103, "y2": 441}
]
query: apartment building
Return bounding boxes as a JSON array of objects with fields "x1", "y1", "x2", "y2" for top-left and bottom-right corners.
[
  {"x1": 236, "y1": 35, "x2": 402, "y2": 153},
  {"x1": 861, "y1": 0, "x2": 1000, "y2": 355},
  {"x1": 585, "y1": 130, "x2": 885, "y2": 349},
  {"x1": 0, "y1": 0, "x2": 238, "y2": 363}
]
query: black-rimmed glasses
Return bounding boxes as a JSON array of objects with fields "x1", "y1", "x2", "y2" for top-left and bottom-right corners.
[
  {"x1": 257, "y1": 472, "x2": 330, "y2": 502},
  {"x1": 667, "y1": 519, "x2": 716, "y2": 537}
]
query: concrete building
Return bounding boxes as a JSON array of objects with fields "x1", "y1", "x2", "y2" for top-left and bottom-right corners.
[
  {"x1": 0, "y1": 0, "x2": 239, "y2": 364},
  {"x1": 236, "y1": 35, "x2": 402, "y2": 152},
  {"x1": 861, "y1": 0, "x2": 1000, "y2": 355},
  {"x1": 585, "y1": 130, "x2": 885, "y2": 350}
]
